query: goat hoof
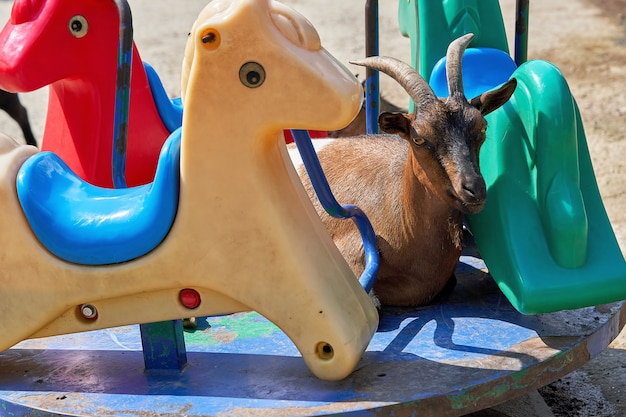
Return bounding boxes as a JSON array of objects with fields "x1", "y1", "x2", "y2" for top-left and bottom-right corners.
[{"x1": 368, "y1": 291, "x2": 383, "y2": 320}]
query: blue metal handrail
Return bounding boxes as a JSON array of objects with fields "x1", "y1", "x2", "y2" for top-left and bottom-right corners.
[
  {"x1": 291, "y1": 130, "x2": 380, "y2": 293},
  {"x1": 112, "y1": 0, "x2": 133, "y2": 189}
]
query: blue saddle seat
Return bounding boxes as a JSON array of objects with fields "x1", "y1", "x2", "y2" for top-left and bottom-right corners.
[
  {"x1": 16, "y1": 128, "x2": 182, "y2": 265},
  {"x1": 430, "y1": 47, "x2": 517, "y2": 99},
  {"x1": 144, "y1": 62, "x2": 183, "y2": 132}
]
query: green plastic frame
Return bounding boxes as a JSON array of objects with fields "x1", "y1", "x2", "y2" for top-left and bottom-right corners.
[{"x1": 398, "y1": 0, "x2": 626, "y2": 314}]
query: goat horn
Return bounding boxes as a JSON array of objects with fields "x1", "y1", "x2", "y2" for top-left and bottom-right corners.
[
  {"x1": 446, "y1": 33, "x2": 474, "y2": 99},
  {"x1": 350, "y1": 56, "x2": 437, "y2": 110}
]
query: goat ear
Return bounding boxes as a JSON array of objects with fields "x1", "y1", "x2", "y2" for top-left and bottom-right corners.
[
  {"x1": 469, "y1": 78, "x2": 517, "y2": 116},
  {"x1": 378, "y1": 112, "x2": 412, "y2": 139}
]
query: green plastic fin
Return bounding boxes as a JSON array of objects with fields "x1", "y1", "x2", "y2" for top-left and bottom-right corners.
[{"x1": 469, "y1": 60, "x2": 626, "y2": 314}]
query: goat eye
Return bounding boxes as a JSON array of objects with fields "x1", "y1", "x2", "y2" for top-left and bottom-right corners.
[
  {"x1": 412, "y1": 136, "x2": 426, "y2": 146},
  {"x1": 69, "y1": 15, "x2": 88, "y2": 38},
  {"x1": 239, "y1": 62, "x2": 266, "y2": 88}
]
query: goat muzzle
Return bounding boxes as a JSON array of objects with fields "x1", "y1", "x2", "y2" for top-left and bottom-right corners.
[{"x1": 456, "y1": 176, "x2": 487, "y2": 214}]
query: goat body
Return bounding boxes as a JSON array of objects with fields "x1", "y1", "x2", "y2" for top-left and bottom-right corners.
[
  {"x1": 294, "y1": 34, "x2": 516, "y2": 307},
  {"x1": 297, "y1": 135, "x2": 462, "y2": 306}
]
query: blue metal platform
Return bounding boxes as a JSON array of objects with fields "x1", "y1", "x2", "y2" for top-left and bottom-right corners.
[{"x1": 0, "y1": 252, "x2": 623, "y2": 416}]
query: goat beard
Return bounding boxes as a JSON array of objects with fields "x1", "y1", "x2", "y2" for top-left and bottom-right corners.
[{"x1": 447, "y1": 214, "x2": 464, "y2": 251}]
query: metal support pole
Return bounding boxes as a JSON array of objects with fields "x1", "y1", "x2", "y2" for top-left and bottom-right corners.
[
  {"x1": 140, "y1": 319, "x2": 188, "y2": 373},
  {"x1": 112, "y1": 0, "x2": 188, "y2": 373},
  {"x1": 365, "y1": 0, "x2": 380, "y2": 134},
  {"x1": 514, "y1": 0, "x2": 529, "y2": 66}
]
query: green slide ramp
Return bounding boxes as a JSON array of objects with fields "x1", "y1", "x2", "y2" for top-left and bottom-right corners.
[
  {"x1": 398, "y1": 0, "x2": 626, "y2": 314},
  {"x1": 474, "y1": 60, "x2": 626, "y2": 314}
]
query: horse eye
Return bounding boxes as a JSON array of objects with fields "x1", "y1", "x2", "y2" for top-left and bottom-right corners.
[
  {"x1": 68, "y1": 15, "x2": 88, "y2": 38},
  {"x1": 239, "y1": 62, "x2": 266, "y2": 88}
]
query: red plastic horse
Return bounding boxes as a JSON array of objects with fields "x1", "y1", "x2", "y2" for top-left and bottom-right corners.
[{"x1": 0, "y1": 0, "x2": 171, "y2": 187}]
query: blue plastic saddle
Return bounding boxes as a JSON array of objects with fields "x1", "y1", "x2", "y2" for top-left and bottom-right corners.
[
  {"x1": 429, "y1": 47, "x2": 517, "y2": 99},
  {"x1": 16, "y1": 128, "x2": 182, "y2": 265},
  {"x1": 144, "y1": 62, "x2": 184, "y2": 132}
]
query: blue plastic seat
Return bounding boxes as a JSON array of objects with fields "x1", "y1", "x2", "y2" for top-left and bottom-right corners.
[
  {"x1": 429, "y1": 47, "x2": 517, "y2": 98},
  {"x1": 16, "y1": 128, "x2": 182, "y2": 265}
]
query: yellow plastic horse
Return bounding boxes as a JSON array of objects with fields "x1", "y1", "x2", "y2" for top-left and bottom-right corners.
[{"x1": 0, "y1": 0, "x2": 376, "y2": 381}]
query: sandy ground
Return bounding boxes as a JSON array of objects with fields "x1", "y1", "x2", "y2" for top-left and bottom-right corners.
[{"x1": 0, "y1": 0, "x2": 625, "y2": 415}]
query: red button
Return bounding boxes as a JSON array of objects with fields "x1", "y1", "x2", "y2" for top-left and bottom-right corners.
[{"x1": 179, "y1": 288, "x2": 201, "y2": 309}]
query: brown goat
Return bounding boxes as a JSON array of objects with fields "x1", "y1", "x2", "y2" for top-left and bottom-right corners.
[{"x1": 295, "y1": 34, "x2": 517, "y2": 307}]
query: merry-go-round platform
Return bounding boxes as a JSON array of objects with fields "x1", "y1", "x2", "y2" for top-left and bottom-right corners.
[{"x1": 1, "y1": 247, "x2": 622, "y2": 417}]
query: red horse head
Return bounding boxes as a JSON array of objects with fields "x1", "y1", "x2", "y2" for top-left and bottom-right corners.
[{"x1": 0, "y1": 0, "x2": 171, "y2": 187}]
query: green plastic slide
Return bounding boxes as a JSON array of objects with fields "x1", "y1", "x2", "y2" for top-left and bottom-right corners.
[{"x1": 398, "y1": 0, "x2": 626, "y2": 314}]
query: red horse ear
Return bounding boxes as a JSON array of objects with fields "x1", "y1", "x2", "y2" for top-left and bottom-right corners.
[{"x1": 11, "y1": 0, "x2": 46, "y2": 25}]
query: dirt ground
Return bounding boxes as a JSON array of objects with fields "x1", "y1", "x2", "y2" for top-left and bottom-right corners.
[{"x1": 0, "y1": 0, "x2": 625, "y2": 415}]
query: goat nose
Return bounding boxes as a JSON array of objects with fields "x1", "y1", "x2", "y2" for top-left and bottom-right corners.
[{"x1": 461, "y1": 177, "x2": 487, "y2": 203}]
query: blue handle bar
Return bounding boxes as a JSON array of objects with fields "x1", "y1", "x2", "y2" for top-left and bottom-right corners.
[
  {"x1": 112, "y1": 0, "x2": 133, "y2": 189},
  {"x1": 291, "y1": 130, "x2": 380, "y2": 293}
]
